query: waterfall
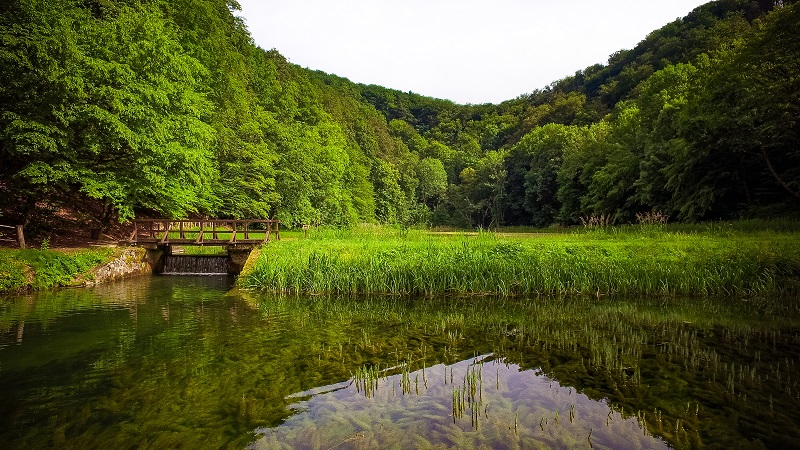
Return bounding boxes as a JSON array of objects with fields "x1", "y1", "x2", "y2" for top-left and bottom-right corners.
[{"x1": 160, "y1": 255, "x2": 229, "y2": 275}]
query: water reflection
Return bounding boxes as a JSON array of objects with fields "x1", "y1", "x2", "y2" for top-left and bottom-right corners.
[
  {"x1": 0, "y1": 278, "x2": 798, "y2": 448},
  {"x1": 253, "y1": 355, "x2": 669, "y2": 449}
]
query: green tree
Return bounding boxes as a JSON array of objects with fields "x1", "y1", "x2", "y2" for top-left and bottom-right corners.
[
  {"x1": 0, "y1": 1, "x2": 218, "y2": 233},
  {"x1": 506, "y1": 124, "x2": 581, "y2": 227},
  {"x1": 584, "y1": 105, "x2": 645, "y2": 222},
  {"x1": 416, "y1": 157, "x2": 448, "y2": 205},
  {"x1": 370, "y1": 159, "x2": 406, "y2": 224},
  {"x1": 630, "y1": 63, "x2": 698, "y2": 215},
  {"x1": 450, "y1": 152, "x2": 507, "y2": 228},
  {"x1": 723, "y1": 3, "x2": 800, "y2": 203},
  {"x1": 556, "y1": 124, "x2": 610, "y2": 224}
]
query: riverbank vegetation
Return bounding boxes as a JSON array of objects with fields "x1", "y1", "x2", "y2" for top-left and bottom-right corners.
[
  {"x1": 0, "y1": 247, "x2": 115, "y2": 292},
  {"x1": 1, "y1": 0, "x2": 798, "y2": 239},
  {"x1": 240, "y1": 223, "x2": 800, "y2": 297}
]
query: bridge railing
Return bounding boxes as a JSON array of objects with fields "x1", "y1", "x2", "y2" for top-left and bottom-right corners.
[
  {"x1": 0, "y1": 224, "x2": 25, "y2": 249},
  {"x1": 129, "y1": 219, "x2": 280, "y2": 245}
]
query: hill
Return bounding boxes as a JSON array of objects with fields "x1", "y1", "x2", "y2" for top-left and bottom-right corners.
[{"x1": 1, "y1": 0, "x2": 797, "y2": 241}]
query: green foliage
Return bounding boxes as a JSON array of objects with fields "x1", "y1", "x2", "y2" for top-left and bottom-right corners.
[
  {"x1": 507, "y1": 124, "x2": 580, "y2": 226},
  {"x1": 505, "y1": 2, "x2": 800, "y2": 226},
  {"x1": 0, "y1": 254, "x2": 27, "y2": 292},
  {"x1": 1, "y1": 1, "x2": 218, "y2": 228},
  {"x1": 416, "y1": 157, "x2": 448, "y2": 204},
  {"x1": 0, "y1": 248, "x2": 113, "y2": 292},
  {"x1": 676, "y1": 4, "x2": 800, "y2": 215},
  {"x1": 1, "y1": 0, "x2": 797, "y2": 232},
  {"x1": 370, "y1": 159, "x2": 407, "y2": 224}
]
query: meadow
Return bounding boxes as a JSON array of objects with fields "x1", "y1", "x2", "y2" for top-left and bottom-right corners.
[{"x1": 240, "y1": 222, "x2": 800, "y2": 297}]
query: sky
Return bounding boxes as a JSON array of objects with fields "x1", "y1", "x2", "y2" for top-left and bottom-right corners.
[{"x1": 236, "y1": 0, "x2": 710, "y2": 105}]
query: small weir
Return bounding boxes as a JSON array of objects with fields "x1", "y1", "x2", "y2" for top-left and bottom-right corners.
[
  {"x1": 160, "y1": 255, "x2": 229, "y2": 275},
  {"x1": 130, "y1": 219, "x2": 279, "y2": 276}
]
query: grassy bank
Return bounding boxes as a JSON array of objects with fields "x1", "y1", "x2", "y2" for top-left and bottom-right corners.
[
  {"x1": 240, "y1": 225, "x2": 800, "y2": 297},
  {"x1": 0, "y1": 247, "x2": 115, "y2": 293}
]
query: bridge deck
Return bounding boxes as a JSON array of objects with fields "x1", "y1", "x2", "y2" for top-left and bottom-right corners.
[{"x1": 129, "y1": 219, "x2": 280, "y2": 246}]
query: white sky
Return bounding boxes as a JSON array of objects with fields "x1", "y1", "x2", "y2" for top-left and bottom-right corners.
[{"x1": 236, "y1": 0, "x2": 710, "y2": 104}]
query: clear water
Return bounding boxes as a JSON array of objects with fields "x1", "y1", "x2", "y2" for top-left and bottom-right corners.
[{"x1": 1, "y1": 276, "x2": 798, "y2": 449}]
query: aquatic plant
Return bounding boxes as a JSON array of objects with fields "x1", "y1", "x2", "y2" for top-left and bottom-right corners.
[{"x1": 2, "y1": 277, "x2": 799, "y2": 448}]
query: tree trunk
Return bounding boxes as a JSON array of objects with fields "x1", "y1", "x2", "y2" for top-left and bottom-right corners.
[
  {"x1": 91, "y1": 200, "x2": 115, "y2": 240},
  {"x1": 760, "y1": 147, "x2": 800, "y2": 199}
]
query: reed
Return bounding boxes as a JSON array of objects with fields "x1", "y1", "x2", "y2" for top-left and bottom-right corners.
[
  {"x1": 351, "y1": 364, "x2": 382, "y2": 398},
  {"x1": 240, "y1": 225, "x2": 800, "y2": 297}
]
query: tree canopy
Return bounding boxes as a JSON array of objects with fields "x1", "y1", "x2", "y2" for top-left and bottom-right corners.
[{"x1": 1, "y1": 0, "x2": 797, "y2": 233}]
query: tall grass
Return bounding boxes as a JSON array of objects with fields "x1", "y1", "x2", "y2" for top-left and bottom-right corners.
[{"x1": 240, "y1": 226, "x2": 800, "y2": 297}]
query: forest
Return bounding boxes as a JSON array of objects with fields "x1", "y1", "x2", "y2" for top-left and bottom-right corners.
[{"x1": 1, "y1": 0, "x2": 798, "y2": 234}]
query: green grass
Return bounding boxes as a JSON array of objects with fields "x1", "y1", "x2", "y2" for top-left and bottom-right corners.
[
  {"x1": 0, "y1": 248, "x2": 115, "y2": 292},
  {"x1": 176, "y1": 245, "x2": 228, "y2": 255},
  {"x1": 240, "y1": 224, "x2": 800, "y2": 297}
]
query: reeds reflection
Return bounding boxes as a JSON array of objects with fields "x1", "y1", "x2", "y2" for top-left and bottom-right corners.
[{"x1": 0, "y1": 277, "x2": 797, "y2": 448}]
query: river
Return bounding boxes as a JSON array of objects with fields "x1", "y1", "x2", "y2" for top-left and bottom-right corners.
[{"x1": 1, "y1": 276, "x2": 798, "y2": 448}]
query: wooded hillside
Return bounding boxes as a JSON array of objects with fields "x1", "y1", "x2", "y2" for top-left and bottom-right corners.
[{"x1": 1, "y1": 0, "x2": 797, "y2": 235}]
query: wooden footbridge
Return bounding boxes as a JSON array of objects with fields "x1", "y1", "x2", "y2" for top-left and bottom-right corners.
[
  {"x1": 128, "y1": 219, "x2": 280, "y2": 274},
  {"x1": 128, "y1": 219, "x2": 280, "y2": 246}
]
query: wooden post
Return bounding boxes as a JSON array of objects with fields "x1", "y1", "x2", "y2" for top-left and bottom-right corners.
[
  {"x1": 160, "y1": 222, "x2": 172, "y2": 244},
  {"x1": 228, "y1": 221, "x2": 237, "y2": 243},
  {"x1": 128, "y1": 221, "x2": 138, "y2": 243},
  {"x1": 16, "y1": 225, "x2": 25, "y2": 249}
]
